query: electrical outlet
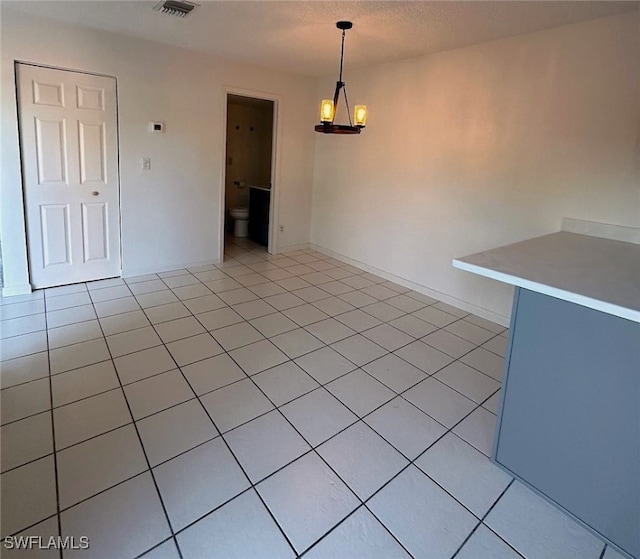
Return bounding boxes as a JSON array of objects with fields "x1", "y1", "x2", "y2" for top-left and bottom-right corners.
[{"x1": 279, "y1": 225, "x2": 284, "y2": 233}]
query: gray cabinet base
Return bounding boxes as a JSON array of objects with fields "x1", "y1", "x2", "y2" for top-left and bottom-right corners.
[{"x1": 495, "y1": 288, "x2": 639, "y2": 559}]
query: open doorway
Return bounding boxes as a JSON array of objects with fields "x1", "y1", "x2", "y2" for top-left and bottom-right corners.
[{"x1": 223, "y1": 94, "x2": 275, "y2": 260}]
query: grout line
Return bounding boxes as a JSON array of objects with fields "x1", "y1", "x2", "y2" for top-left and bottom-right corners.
[
  {"x1": 185, "y1": 251, "x2": 488, "y2": 552},
  {"x1": 42, "y1": 293, "x2": 63, "y2": 559},
  {"x1": 89, "y1": 296, "x2": 185, "y2": 559},
  {"x1": 132, "y1": 535, "x2": 179, "y2": 559},
  {"x1": 4, "y1": 277, "x2": 490, "y2": 412},
  {"x1": 3, "y1": 254, "x2": 496, "y2": 429},
  {"x1": 295, "y1": 503, "x2": 416, "y2": 559},
  {"x1": 124, "y1": 248, "x2": 392, "y2": 555},
  {"x1": 449, "y1": 479, "x2": 521, "y2": 559},
  {"x1": 3, "y1": 241, "x2": 515, "y2": 557},
  {"x1": 130, "y1": 285, "x2": 300, "y2": 558}
]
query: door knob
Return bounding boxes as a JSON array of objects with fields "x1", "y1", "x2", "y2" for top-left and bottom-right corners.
[{"x1": 92, "y1": 191, "x2": 99, "y2": 196}]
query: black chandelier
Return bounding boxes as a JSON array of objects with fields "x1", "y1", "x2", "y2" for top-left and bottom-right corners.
[{"x1": 315, "y1": 21, "x2": 367, "y2": 135}]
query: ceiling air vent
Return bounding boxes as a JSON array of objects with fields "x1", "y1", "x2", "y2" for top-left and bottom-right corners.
[{"x1": 153, "y1": 0, "x2": 197, "y2": 18}]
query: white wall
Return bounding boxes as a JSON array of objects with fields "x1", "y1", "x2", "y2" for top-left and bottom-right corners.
[
  {"x1": 1, "y1": 8, "x2": 317, "y2": 293},
  {"x1": 311, "y1": 12, "x2": 640, "y2": 323}
]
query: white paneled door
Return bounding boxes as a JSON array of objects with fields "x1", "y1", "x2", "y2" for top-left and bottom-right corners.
[{"x1": 17, "y1": 64, "x2": 121, "y2": 289}]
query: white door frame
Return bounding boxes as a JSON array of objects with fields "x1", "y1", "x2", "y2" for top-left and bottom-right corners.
[
  {"x1": 219, "y1": 86, "x2": 282, "y2": 260},
  {"x1": 16, "y1": 61, "x2": 123, "y2": 287}
]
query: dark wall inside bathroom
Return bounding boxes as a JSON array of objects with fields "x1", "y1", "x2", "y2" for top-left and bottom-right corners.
[{"x1": 225, "y1": 96, "x2": 274, "y2": 225}]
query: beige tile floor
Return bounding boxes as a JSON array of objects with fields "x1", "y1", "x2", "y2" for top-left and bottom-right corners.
[{"x1": 0, "y1": 237, "x2": 621, "y2": 558}]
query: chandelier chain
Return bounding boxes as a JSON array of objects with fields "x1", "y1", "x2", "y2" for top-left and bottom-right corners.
[{"x1": 339, "y1": 29, "x2": 346, "y2": 82}]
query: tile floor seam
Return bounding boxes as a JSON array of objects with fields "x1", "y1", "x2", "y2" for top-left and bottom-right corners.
[
  {"x1": 294, "y1": 503, "x2": 418, "y2": 559},
  {"x1": 0, "y1": 291, "x2": 422, "y2": 385},
  {"x1": 177, "y1": 365, "x2": 300, "y2": 557},
  {"x1": 197, "y1": 298, "x2": 495, "y2": 555},
  {"x1": 130, "y1": 283, "x2": 300, "y2": 558},
  {"x1": 231, "y1": 379, "x2": 411, "y2": 556},
  {"x1": 413, "y1": 360, "x2": 499, "y2": 406},
  {"x1": 446, "y1": 517, "x2": 484, "y2": 559},
  {"x1": 89, "y1": 299, "x2": 186, "y2": 559},
  {"x1": 0, "y1": 400, "x2": 53, "y2": 427},
  {"x1": 132, "y1": 536, "x2": 178, "y2": 559},
  {"x1": 2, "y1": 277, "x2": 492, "y2": 411},
  {"x1": 358, "y1": 435, "x2": 491, "y2": 534},
  {"x1": 44, "y1": 283, "x2": 89, "y2": 297},
  {"x1": 396, "y1": 379, "x2": 497, "y2": 457},
  {"x1": 0, "y1": 323, "x2": 47, "y2": 340},
  {"x1": 448, "y1": 350, "x2": 507, "y2": 384},
  {"x1": 89, "y1": 292, "x2": 135, "y2": 305},
  {"x1": 418, "y1": 427, "x2": 512, "y2": 507},
  {"x1": 359, "y1": 398, "x2": 497, "y2": 513},
  {"x1": 1, "y1": 447, "x2": 57, "y2": 476},
  {"x1": 104, "y1": 339, "x2": 165, "y2": 359},
  {"x1": 3, "y1": 513, "x2": 61, "y2": 541},
  {"x1": 48, "y1": 357, "x2": 113, "y2": 379},
  {"x1": 43, "y1": 311, "x2": 97, "y2": 328},
  {"x1": 133, "y1": 433, "x2": 220, "y2": 471},
  {"x1": 52, "y1": 418, "x2": 135, "y2": 454},
  {"x1": 43, "y1": 295, "x2": 64, "y2": 559},
  {"x1": 125, "y1": 393, "x2": 200, "y2": 422},
  {"x1": 393, "y1": 332, "x2": 505, "y2": 403},
  {"x1": 47, "y1": 333, "x2": 105, "y2": 351},
  {"x1": 0, "y1": 369, "x2": 50, "y2": 392},
  {"x1": 144, "y1": 484, "x2": 267, "y2": 550},
  {"x1": 55, "y1": 470, "x2": 149, "y2": 516},
  {"x1": 0, "y1": 344, "x2": 52, "y2": 366},
  {"x1": 466, "y1": 480, "x2": 530, "y2": 559},
  {"x1": 51, "y1": 383, "x2": 122, "y2": 411},
  {"x1": 147, "y1": 256, "x2": 417, "y2": 555},
  {"x1": 480, "y1": 340, "x2": 508, "y2": 359},
  {"x1": 0, "y1": 304, "x2": 45, "y2": 315},
  {"x1": 9, "y1": 241, "x2": 584, "y2": 559},
  {"x1": 3, "y1": 278, "x2": 497, "y2": 438},
  {"x1": 26, "y1": 435, "x2": 222, "y2": 521},
  {"x1": 134, "y1": 272, "x2": 391, "y2": 389},
  {"x1": 301, "y1": 303, "x2": 497, "y2": 376}
]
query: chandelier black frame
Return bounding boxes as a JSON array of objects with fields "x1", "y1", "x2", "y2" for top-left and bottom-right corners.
[{"x1": 315, "y1": 21, "x2": 367, "y2": 135}]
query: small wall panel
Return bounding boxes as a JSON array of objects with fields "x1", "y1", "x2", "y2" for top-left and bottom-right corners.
[
  {"x1": 40, "y1": 204, "x2": 72, "y2": 267},
  {"x1": 82, "y1": 203, "x2": 109, "y2": 262},
  {"x1": 35, "y1": 117, "x2": 68, "y2": 185},
  {"x1": 32, "y1": 80, "x2": 64, "y2": 107},
  {"x1": 78, "y1": 121, "x2": 107, "y2": 184}
]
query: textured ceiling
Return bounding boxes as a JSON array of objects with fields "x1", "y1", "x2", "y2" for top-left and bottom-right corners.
[{"x1": 4, "y1": 1, "x2": 638, "y2": 76}]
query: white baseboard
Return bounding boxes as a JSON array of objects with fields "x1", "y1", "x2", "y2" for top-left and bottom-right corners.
[
  {"x1": 310, "y1": 243, "x2": 510, "y2": 327},
  {"x1": 122, "y1": 258, "x2": 220, "y2": 278},
  {"x1": 2, "y1": 284, "x2": 33, "y2": 297}
]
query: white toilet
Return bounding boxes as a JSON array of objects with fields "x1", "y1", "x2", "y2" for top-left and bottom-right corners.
[{"x1": 229, "y1": 207, "x2": 249, "y2": 238}]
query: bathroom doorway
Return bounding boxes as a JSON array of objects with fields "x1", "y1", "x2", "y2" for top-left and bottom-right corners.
[{"x1": 223, "y1": 93, "x2": 276, "y2": 259}]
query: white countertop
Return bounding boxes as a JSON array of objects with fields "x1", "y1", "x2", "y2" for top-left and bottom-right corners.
[{"x1": 453, "y1": 232, "x2": 640, "y2": 323}]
